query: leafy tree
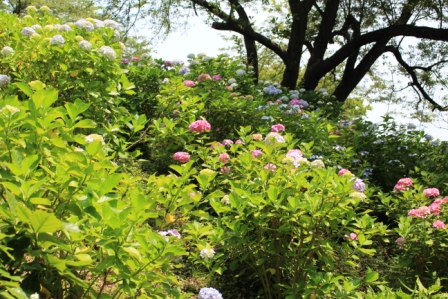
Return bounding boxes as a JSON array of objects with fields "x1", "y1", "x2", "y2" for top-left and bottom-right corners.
[{"x1": 102, "y1": 0, "x2": 448, "y2": 114}]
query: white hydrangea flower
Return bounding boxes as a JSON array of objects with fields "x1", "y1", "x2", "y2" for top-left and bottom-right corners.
[
  {"x1": 26, "y1": 6, "x2": 37, "y2": 11},
  {"x1": 265, "y1": 132, "x2": 285, "y2": 144},
  {"x1": 187, "y1": 53, "x2": 196, "y2": 59},
  {"x1": 1, "y1": 46, "x2": 14, "y2": 56},
  {"x1": 311, "y1": 159, "x2": 325, "y2": 168},
  {"x1": 202, "y1": 55, "x2": 213, "y2": 61},
  {"x1": 221, "y1": 195, "x2": 230, "y2": 205},
  {"x1": 113, "y1": 30, "x2": 120, "y2": 41},
  {"x1": 78, "y1": 40, "x2": 92, "y2": 51},
  {"x1": 141, "y1": 53, "x2": 151, "y2": 60},
  {"x1": 228, "y1": 78, "x2": 236, "y2": 84},
  {"x1": 30, "y1": 293, "x2": 39, "y2": 299},
  {"x1": 50, "y1": 35, "x2": 65, "y2": 45},
  {"x1": 98, "y1": 46, "x2": 116, "y2": 60},
  {"x1": 74, "y1": 19, "x2": 94, "y2": 32},
  {"x1": 189, "y1": 60, "x2": 199, "y2": 66},
  {"x1": 236, "y1": 69, "x2": 246, "y2": 76},
  {"x1": 200, "y1": 247, "x2": 215, "y2": 259},
  {"x1": 0, "y1": 75, "x2": 11, "y2": 87},
  {"x1": 44, "y1": 24, "x2": 55, "y2": 31},
  {"x1": 350, "y1": 191, "x2": 367, "y2": 201},
  {"x1": 230, "y1": 83, "x2": 238, "y2": 88},
  {"x1": 197, "y1": 52, "x2": 206, "y2": 57},
  {"x1": 1, "y1": 105, "x2": 20, "y2": 115},
  {"x1": 21, "y1": 27, "x2": 36, "y2": 36},
  {"x1": 104, "y1": 19, "x2": 121, "y2": 30},
  {"x1": 85, "y1": 134, "x2": 105, "y2": 144},
  {"x1": 59, "y1": 24, "x2": 71, "y2": 32}
]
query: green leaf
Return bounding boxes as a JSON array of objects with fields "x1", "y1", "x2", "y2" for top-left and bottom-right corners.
[
  {"x1": 30, "y1": 210, "x2": 63, "y2": 233},
  {"x1": 365, "y1": 270, "x2": 379, "y2": 283},
  {"x1": 122, "y1": 246, "x2": 142, "y2": 262}
]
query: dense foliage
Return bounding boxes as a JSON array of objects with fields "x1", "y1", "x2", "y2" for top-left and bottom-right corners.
[{"x1": 0, "y1": 8, "x2": 447, "y2": 299}]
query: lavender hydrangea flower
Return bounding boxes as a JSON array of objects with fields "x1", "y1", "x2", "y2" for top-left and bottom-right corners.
[
  {"x1": 0, "y1": 74, "x2": 11, "y2": 87},
  {"x1": 50, "y1": 35, "x2": 65, "y2": 45},
  {"x1": 21, "y1": 27, "x2": 36, "y2": 36},
  {"x1": 352, "y1": 178, "x2": 366, "y2": 192},
  {"x1": 104, "y1": 19, "x2": 121, "y2": 29},
  {"x1": 198, "y1": 287, "x2": 223, "y2": 299},
  {"x1": 59, "y1": 24, "x2": 71, "y2": 32}
]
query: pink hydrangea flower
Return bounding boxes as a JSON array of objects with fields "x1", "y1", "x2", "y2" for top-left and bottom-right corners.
[
  {"x1": 219, "y1": 153, "x2": 230, "y2": 163},
  {"x1": 264, "y1": 163, "x2": 277, "y2": 172},
  {"x1": 220, "y1": 166, "x2": 230, "y2": 173},
  {"x1": 344, "y1": 233, "x2": 358, "y2": 240},
  {"x1": 433, "y1": 220, "x2": 446, "y2": 229},
  {"x1": 198, "y1": 73, "x2": 212, "y2": 82},
  {"x1": 286, "y1": 149, "x2": 303, "y2": 159},
  {"x1": 289, "y1": 99, "x2": 301, "y2": 106},
  {"x1": 252, "y1": 134, "x2": 263, "y2": 141},
  {"x1": 429, "y1": 199, "x2": 443, "y2": 215},
  {"x1": 210, "y1": 142, "x2": 224, "y2": 150},
  {"x1": 408, "y1": 206, "x2": 431, "y2": 218},
  {"x1": 222, "y1": 139, "x2": 234, "y2": 146},
  {"x1": 251, "y1": 150, "x2": 262, "y2": 158},
  {"x1": 183, "y1": 80, "x2": 196, "y2": 87},
  {"x1": 338, "y1": 169, "x2": 351, "y2": 176},
  {"x1": 396, "y1": 237, "x2": 406, "y2": 245},
  {"x1": 235, "y1": 139, "x2": 245, "y2": 145},
  {"x1": 189, "y1": 120, "x2": 211, "y2": 133},
  {"x1": 424, "y1": 188, "x2": 440, "y2": 198},
  {"x1": 271, "y1": 124, "x2": 285, "y2": 133},
  {"x1": 173, "y1": 152, "x2": 190, "y2": 163},
  {"x1": 212, "y1": 75, "x2": 222, "y2": 81},
  {"x1": 393, "y1": 178, "x2": 413, "y2": 191}
]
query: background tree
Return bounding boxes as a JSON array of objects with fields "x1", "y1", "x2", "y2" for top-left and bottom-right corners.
[{"x1": 101, "y1": 0, "x2": 448, "y2": 117}]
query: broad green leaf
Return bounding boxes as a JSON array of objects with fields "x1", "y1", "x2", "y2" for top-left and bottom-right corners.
[
  {"x1": 365, "y1": 270, "x2": 379, "y2": 283},
  {"x1": 30, "y1": 210, "x2": 63, "y2": 233}
]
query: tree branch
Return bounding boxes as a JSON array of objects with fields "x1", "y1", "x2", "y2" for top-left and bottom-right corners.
[{"x1": 387, "y1": 46, "x2": 448, "y2": 111}]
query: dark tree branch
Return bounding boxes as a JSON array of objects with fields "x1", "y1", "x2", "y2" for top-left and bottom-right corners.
[{"x1": 387, "y1": 46, "x2": 448, "y2": 111}]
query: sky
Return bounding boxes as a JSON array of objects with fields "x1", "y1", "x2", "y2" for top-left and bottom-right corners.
[{"x1": 143, "y1": 17, "x2": 448, "y2": 141}]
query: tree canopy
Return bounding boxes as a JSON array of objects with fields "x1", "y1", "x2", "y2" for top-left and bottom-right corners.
[{"x1": 101, "y1": 0, "x2": 448, "y2": 115}]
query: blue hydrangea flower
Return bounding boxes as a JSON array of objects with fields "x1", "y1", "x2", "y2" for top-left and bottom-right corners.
[
  {"x1": 424, "y1": 134, "x2": 433, "y2": 141},
  {"x1": 21, "y1": 27, "x2": 36, "y2": 36},
  {"x1": 198, "y1": 287, "x2": 223, "y2": 299},
  {"x1": 179, "y1": 67, "x2": 190, "y2": 75},
  {"x1": 263, "y1": 85, "x2": 282, "y2": 95}
]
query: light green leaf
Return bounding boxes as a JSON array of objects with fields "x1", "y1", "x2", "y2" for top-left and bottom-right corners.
[{"x1": 30, "y1": 210, "x2": 63, "y2": 233}]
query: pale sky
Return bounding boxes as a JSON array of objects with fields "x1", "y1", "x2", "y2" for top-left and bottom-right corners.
[{"x1": 148, "y1": 18, "x2": 447, "y2": 141}]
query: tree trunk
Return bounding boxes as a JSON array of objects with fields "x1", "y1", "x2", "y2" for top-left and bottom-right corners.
[
  {"x1": 244, "y1": 35, "x2": 259, "y2": 84},
  {"x1": 281, "y1": 61, "x2": 300, "y2": 89}
]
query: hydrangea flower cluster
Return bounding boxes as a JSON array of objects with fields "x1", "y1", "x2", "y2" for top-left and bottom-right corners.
[
  {"x1": 21, "y1": 27, "x2": 36, "y2": 36},
  {"x1": 424, "y1": 188, "x2": 440, "y2": 198},
  {"x1": 219, "y1": 153, "x2": 230, "y2": 163},
  {"x1": 179, "y1": 67, "x2": 190, "y2": 75},
  {"x1": 198, "y1": 73, "x2": 211, "y2": 82},
  {"x1": 198, "y1": 287, "x2": 223, "y2": 299},
  {"x1": 189, "y1": 120, "x2": 211, "y2": 133},
  {"x1": 352, "y1": 178, "x2": 366, "y2": 192},
  {"x1": 271, "y1": 123, "x2": 285, "y2": 132},
  {"x1": 264, "y1": 85, "x2": 282, "y2": 95},
  {"x1": 50, "y1": 35, "x2": 65, "y2": 45},
  {"x1": 183, "y1": 80, "x2": 195, "y2": 87},
  {"x1": 85, "y1": 134, "x2": 105, "y2": 144},
  {"x1": 78, "y1": 40, "x2": 92, "y2": 51},
  {"x1": 74, "y1": 19, "x2": 94, "y2": 31},
  {"x1": 251, "y1": 149, "x2": 263, "y2": 158},
  {"x1": 158, "y1": 229, "x2": 181, "y2": 240},
  {"x1": 59, "y1": 24, "x2": 71, "y2": 32},
  {"x1": 173, "y1": 152, "x2": 190, "y2": 163},
  {"x1": 236, "y1": 69, "x2": 245, "y2": 76},
  {"x1": 338, "y1": 169, "x2": 352, "y2": 176},
  {"x1": 264, "y1": 163, "x2": 277, "y2": 171},
  {"x1": 1, "y1": 46, "x2": 13, "y2": 56},
  {"x1": 393, "y1": 178, "x2": 413, "y2": 191},
  {"x1": 344, "y1": 233, "x2": 358, "y2": 240},
  {"x1": 0, "y1": 74, "x2": 11, "y2": 87},
  {"x1": 98, "y1": 46, "x2": 116, "y2": 60},
  {"x1": 1, "y1": 105, "x2": 20, "y2": 115},
  {"x1": 264, "y1": 132, "x2": 285, "y2": 144},
  {"x1": 200, "y1": 248, "x2": 215, "y2": 259}
]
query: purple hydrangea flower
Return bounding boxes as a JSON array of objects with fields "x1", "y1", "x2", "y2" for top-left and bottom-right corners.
[
  {"x1": 352, "y1": 178, "x2": 366, "y2": 192},
  {"x1": 198, "y1": 287, "x2": 223, "y2": 299},
  {"x1": 179, "y1": 67, "x2": 190, "y2": 75}
]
